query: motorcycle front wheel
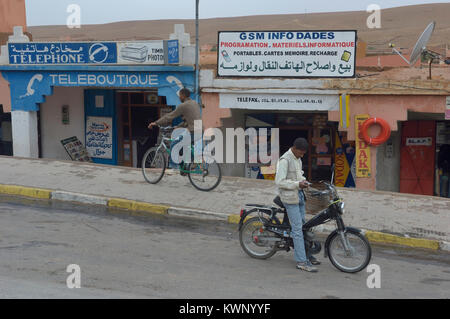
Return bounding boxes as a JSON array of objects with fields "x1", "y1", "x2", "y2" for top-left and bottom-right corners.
[
  {"x1": 239, "y1": 217, "x2": 278, "y2": 260},
  {"x1": 326, "y1": 229, "x2": 372, "y2": 273}
]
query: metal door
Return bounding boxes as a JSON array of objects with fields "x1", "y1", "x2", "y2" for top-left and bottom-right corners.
[{"x1": 399, "y1": 121, "x2": 435, "y2": 195}]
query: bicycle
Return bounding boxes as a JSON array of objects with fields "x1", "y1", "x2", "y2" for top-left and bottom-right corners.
[{"x1": 141, "y1": 127, "x2": 222, "y2": 191}]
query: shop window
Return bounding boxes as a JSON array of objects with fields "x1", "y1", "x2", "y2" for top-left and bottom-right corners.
[{"x1": 312, "y1": 128, "x2": 333, "y2": 155}]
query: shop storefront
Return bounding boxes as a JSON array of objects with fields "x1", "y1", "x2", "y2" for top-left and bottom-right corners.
[
  {"x1": 0, "y1": 26, "x2": 197, "y2": 167},
  {"x1": 201, "y1": 71, "x2": 449, "y2": 196}
]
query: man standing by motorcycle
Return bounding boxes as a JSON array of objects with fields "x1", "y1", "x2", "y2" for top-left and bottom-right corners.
[{"x1": 275, "y1": 138, "x2": 320, "y2": 273}]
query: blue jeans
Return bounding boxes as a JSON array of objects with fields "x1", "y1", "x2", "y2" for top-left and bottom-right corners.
[
  {"x1": 283, "y1": 191, "x2": 308, "y2": 263},
  {"x1": 440, "y1": 175, "x2": 450, "y2": 198}
]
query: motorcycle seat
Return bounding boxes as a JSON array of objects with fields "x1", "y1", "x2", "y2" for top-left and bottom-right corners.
[{"x1": 273, "y1": 196, "x2": 285, "y2": 209}]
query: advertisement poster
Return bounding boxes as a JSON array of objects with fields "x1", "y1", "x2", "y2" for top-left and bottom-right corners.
[
  {"x1": 60, "y1": 136, "x2": 92, "y2": 162},
  {"x1": 117, "y1": 41, "x2": 165, "y2": 64},
  {"x1": 334, "y1": 133, "x2": 355, "y2": 187},
  {"x1": 218, "y1": 30, "x2": 356, "y2": 77},
  {"x1": 86, "y1": 117, "x2": 113, "y2": 159},
  {"x1": 355, "y1": 114, "x2": 371, "y2": 178}
]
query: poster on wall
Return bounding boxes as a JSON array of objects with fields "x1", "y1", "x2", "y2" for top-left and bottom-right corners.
[
  {"x1": 218, "y1": 30, "x2": 356, "y2": 77},
  {"x1": 61, "y1": 136, "x2": 92, "y2": 162},
  {"x1": 355, "y1": 114, "x2": 371, "y2": 178},
  {"x1": 86, "y1": 116, "x2": 113, "y2": 159},
  {"x1": 334, "y1": 133, "x2": 355, "y2": 187}
]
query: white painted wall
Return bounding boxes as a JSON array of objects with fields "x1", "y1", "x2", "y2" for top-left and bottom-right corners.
[
  {"x1": 12, "y1": 110, "x2": 39, "y2": 158},
  {"x1": 40, "y1": 87, "x2": 85, "y2": 160}
]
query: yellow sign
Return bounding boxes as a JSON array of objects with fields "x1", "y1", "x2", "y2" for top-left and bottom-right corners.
[
  {"x1": 334, "y1": 134, "x2": 350, "y2": 187},
  {"x1": 355, "y1": 114, "x2": 371, "y2": 178}
]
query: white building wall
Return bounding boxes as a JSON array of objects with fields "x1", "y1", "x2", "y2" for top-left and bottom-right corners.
[
  {"x1": 11, "y1": 110, "x2": 39, "y2": 158},
  {"x1": 40, "y1": 87, "x2": 85, "y2": 160}
]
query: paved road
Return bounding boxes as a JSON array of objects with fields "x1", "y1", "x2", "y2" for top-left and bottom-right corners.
[
  {"x1": 1, "y1": 156, "x2": 449, "y2": 242},
  {"x1": 0, "y1": 195, "x2": 449, "y2": 299}
]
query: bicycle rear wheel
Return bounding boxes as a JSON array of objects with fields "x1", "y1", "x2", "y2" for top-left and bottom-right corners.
[
  {"x1": 188, "y1": 155, "x2": 221, "y2": 191},
  {"x1": 142, "y1": 147, "x2": 166, "y2": 184}
]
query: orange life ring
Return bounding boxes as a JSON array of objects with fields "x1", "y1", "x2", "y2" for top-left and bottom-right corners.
[{"x1": 361, "y1": 118, "x2": 391, "y2": 146}]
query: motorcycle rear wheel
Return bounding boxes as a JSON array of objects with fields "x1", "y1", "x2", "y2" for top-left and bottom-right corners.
[{"x1": 239, "y1": 217, "x2": 278, "y2": 259}]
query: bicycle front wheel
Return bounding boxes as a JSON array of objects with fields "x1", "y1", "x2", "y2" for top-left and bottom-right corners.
[
  {"x1": 142, "y1": 147, "x2": 166, "y2": 184},
  {"x1": 188, "y1": 155, "x2": 221, "y2": 191}
]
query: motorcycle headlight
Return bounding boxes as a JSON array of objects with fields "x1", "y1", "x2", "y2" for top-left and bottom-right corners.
[{"x1": 339, "y1": 202, "x2": 345, "y2": 214}]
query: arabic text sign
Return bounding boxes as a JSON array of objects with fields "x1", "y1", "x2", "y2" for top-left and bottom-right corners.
[
  {"x1": 86, "y1": 117, "x2": 113, "y2": 159},
  {"x1": 218, "y1": 31, "x2": 356, "y2": 77},
  {"x1": 355, "y1": 114, "x2": 371, "y2": 178},
  {"x1": 9, "y1": 42, "x2": 117, "y2": 65},
  {"x1": 219, "y1": 93, "x2": 339, "y2": 110}
]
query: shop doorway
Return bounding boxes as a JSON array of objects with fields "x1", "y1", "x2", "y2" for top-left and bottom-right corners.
[
  {"x1": 0, "y1": 105, "x2": 13, "y2": 156},
  {"x1": 117, "y1": 91, "x2": 170, "y2": 167},
  {"x1": 279, "y1": 128, "x2": 310, "y2": 178},
  {"x1": 277, "y1": 113, "x2": 335, "y2": 182}
]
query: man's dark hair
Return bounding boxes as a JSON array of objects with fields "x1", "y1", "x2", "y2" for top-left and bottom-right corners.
[
  {"x1": 293, "y1": 138, "x2": 308, "y2": 151},
  {"x1": 180, "y1": 88, "x2": 191, "y2": 98}
]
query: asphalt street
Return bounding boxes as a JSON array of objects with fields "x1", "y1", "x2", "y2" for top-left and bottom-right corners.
[{"x1": 0, "y1": 195, "x2": 449, "y2": 299}]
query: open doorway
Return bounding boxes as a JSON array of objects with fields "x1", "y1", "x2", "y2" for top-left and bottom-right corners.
[{"x1": 117, "y1": 91, "x2": 171, "y2": 167}]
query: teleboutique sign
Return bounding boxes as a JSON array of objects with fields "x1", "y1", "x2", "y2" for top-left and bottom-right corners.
[
  {"x1": 8, "y1": 40, "x2": 179, "y2": 65},
  {"x1": 218, "y1": 31, "x2": 356, "y2": 78}
]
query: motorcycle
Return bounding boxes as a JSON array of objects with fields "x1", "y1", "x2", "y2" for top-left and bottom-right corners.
[{"x1": 238, "y1": 170, "x2": 372, "y2": 273}]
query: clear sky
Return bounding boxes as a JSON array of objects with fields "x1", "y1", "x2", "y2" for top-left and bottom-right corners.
[{"x1": 25, "y1": 0, "x2": 446, "y2": 26}]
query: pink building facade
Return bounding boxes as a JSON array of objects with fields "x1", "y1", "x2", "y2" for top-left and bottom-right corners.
[{"x1": 199, "y1": 68, "x2": 450, "y2": 197}]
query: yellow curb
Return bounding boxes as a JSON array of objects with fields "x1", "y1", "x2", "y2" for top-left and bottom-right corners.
[
  {"x1": 365, "y1": 230, "x2": 440, "y2": 250},
  {"x1": 107, "y1": 198, "x2": 169, "y2": 215},
  {"x1": 0, "y1": 184, "x2": 51, "y2": 199}
]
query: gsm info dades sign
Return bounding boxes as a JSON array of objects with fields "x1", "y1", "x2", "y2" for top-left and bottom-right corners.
[{"x1": 218, "y1": 31, "x2": 356, "y2": 78}]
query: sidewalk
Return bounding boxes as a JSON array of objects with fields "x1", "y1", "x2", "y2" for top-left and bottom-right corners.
[{"x1": 0, "y1": 156, "x2": 449, "y2": 249}]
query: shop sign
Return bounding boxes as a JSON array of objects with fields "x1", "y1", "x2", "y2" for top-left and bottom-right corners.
[
  {"x1": 355, "y1": 114, "x2": 371, "y2": 178},
  {"x1": 9, "y1": 42, "x2": 118, "y2": 65},
  {"x1": 4, "y1": 70, "x2": 193, "y2": 112},
  {"x1": 8, "y1": 40, "x2": 179, "y2": 65},
  {"x1": 86, "y1": 117, "x2": 113, "y2": 159},
  {"x1": 219, "y1": 93, "x2": 339, "y2": 110},
  {"x1": 406, "y1": 137, "x2": 432, "y2": 146},
  {"x1": 117, "y1": 40, "x2": 179, "y2": 64},
  {"x1": 218, "y1": 31, "x2": 356, "y2": 77}
]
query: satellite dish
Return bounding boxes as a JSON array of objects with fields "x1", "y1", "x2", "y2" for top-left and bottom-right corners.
[
  {"x1": 409, "y1": 21, "x2": 435, "y2": 66},
  {"x1": 389, "y1": 21, "x2": 436, "y2": 67}
]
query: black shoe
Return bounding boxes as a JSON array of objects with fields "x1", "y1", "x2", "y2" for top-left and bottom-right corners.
[{"x1": 309, "y1": 256, "x2": 321, "y2": 265}]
